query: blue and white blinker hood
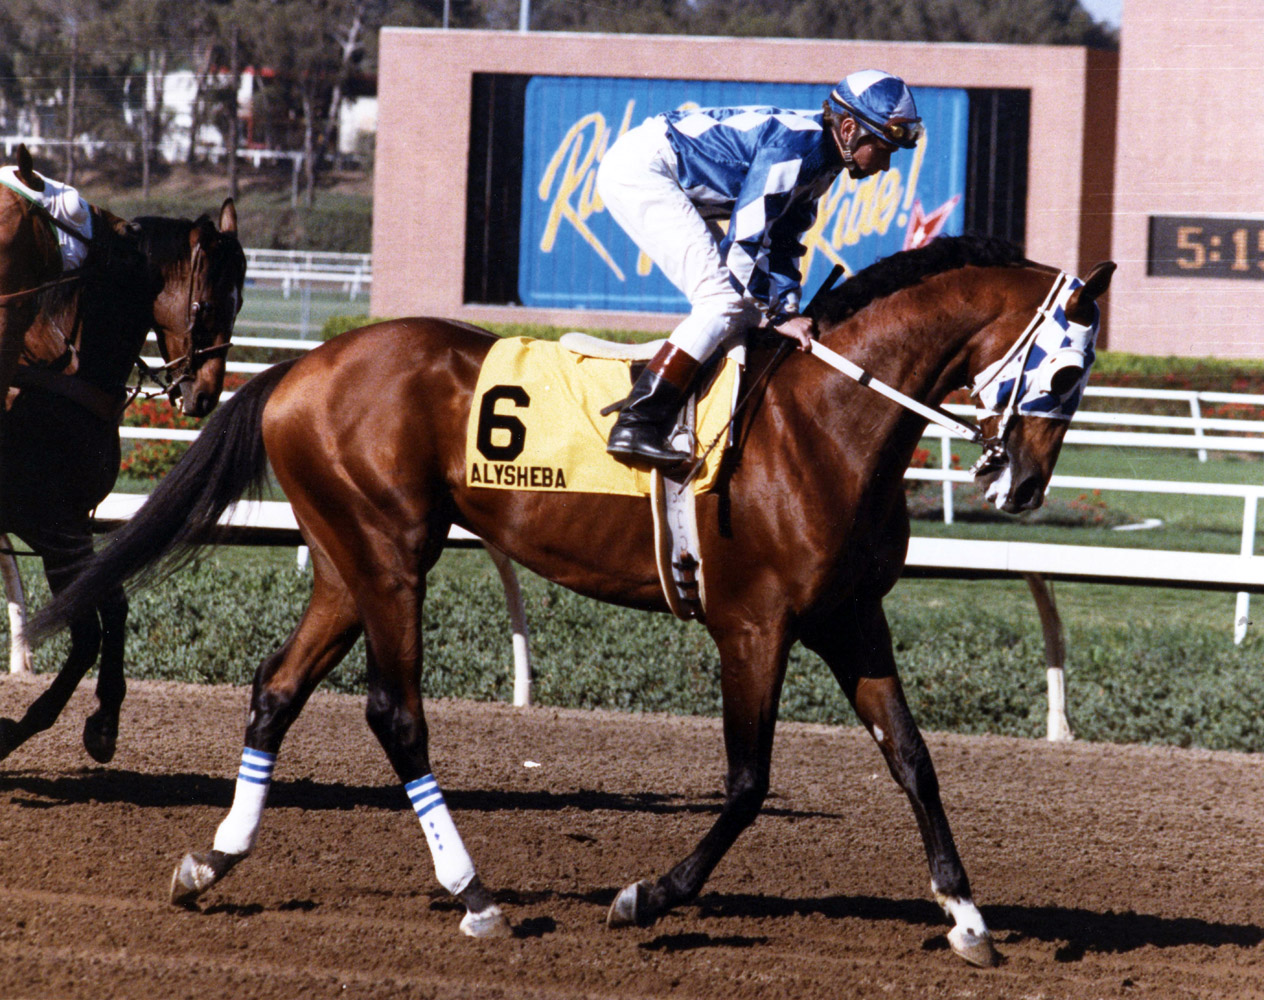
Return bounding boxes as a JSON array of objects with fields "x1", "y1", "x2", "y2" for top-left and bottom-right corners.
[{"x1": 970, "y1": 272, "x2": 1098, "y2": 422}]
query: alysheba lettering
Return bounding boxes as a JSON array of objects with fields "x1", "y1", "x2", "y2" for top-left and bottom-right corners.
[{"x1": 470, "y1": 463, "x2": 568, "y2": 489}]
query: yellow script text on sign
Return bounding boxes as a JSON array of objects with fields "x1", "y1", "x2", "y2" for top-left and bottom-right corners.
[{"x1": 465, "y1": 338, "x2": 737, "y2": 497}]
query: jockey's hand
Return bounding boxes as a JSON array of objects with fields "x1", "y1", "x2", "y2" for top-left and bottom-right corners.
[{"x1": 773, "y1": 315, "x2": 814, "y2": 352}]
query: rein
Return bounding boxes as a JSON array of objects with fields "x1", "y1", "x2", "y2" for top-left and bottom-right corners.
[
  {"x1": 0, "y1": 197, "x2": 97, "y2": 308},
  {"x1": 807, "y1": 341, "x2": 982, "y2": 443},
  {"x1": 0, "y1": 269, "x2": 84, "y2": 308}
]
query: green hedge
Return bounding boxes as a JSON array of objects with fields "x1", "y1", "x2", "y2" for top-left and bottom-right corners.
[{"x1": 14, "y1": 557, "x2": 1264, "y2": 753}]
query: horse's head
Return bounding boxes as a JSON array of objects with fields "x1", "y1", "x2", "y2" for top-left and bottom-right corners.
[
  {"x1": 148, "y1": 199, "x2": 246, "y2": 417},
  {"x1": 967, "y1": 261, "x2": 1115, "y2": 514}
]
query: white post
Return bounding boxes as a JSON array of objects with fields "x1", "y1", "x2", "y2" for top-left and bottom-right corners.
[
  {"x1": 1024, "y1": 573, "x2": 1072, "y2": 742},
  {"x1": 941, "y1": 433, "x2": 954, "y2": 525},
  {"x1": 481, "y1": 543, "x2": 534, "y2": 707},
  {"x1": 1190, "y1": 395, "x2": 1208, "y2": 463},
  {"x1": 1235, "y1": 494, "x2": 1258, "y2": 645},
  {"x1": 0, "y1": 540, "x2": 32, "y2": 674}
]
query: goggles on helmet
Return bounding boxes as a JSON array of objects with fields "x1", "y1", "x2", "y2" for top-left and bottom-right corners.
[
  {"x1": 877, "y1": 117, "x2": 924, "y2": 147},
  {"x1": 830, "y1": 90, "x2": 923, "y2": 150},
  {"x1": 851, "y1": 113, "x2": 924, "y2": 150}
]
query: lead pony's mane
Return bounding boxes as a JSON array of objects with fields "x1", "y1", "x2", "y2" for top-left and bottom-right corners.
[
  {"x1": 808, "y1": 234, "x2": 1030, "y2": 326},
  {"x1": 36, "y1": 207, "x2": 151, "y2": 357}
]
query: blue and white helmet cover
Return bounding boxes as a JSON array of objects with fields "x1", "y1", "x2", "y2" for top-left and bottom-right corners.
[{"x1": 972, "y1": 277, "x2": 1099, "y2": 420}]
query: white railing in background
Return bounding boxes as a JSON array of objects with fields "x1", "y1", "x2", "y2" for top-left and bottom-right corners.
[{"x1": 244, "y1": 248, "x2": 372, "y2": 301}]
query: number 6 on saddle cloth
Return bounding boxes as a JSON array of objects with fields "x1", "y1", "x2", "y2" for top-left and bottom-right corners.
[{"x1": 464, "y1": 334, "x2": 742, "y2": 620}]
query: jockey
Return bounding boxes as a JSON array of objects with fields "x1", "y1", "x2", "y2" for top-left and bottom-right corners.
[{"x1": 597, "y1": 69, "x2": 921, "y2": 471}]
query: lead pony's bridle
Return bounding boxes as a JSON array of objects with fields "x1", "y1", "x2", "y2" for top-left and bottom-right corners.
[{"x1": 134, "y1": 238, "x2": 235, "y2": 406}]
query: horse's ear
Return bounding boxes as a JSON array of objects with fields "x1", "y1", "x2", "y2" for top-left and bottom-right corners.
[
  {"x1": 1065, "y1": 261, "x2": 1116, "y2": 325},
  {"x1": 16, "y1": 144, "x2": 44, "y2": 192},
  {"x1": 219, "y1": 197, "x2": 238, "y2": 234}
]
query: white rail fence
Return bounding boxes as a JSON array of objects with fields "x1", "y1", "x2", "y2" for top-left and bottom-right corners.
[
  {"x1": 244, "y1": 249, "x2": 372, "y2": 301},
  {"x1": 10, "y1": 330, "x2": 1264, "y2": 741}
]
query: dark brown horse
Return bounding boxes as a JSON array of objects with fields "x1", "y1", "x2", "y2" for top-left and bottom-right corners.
[
  {"x1": 0, "y1": 199, "x2": 245, "y2": 764},
  {"x1": 29, "y1": 236, "x2": 1113, "y2": 967}
]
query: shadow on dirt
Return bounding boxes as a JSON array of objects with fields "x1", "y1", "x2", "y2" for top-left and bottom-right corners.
[
  {"x1": 0, "y1": 768, "x2": 839, "y2": 820},
  {"x1": 691, "y1": 890, "x2": 1264, "y2": 957}
]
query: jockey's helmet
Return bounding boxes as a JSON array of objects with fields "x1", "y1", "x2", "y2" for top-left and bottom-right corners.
[{"x1": 827, "y1": 70, "x2": 923, "y2": 149}]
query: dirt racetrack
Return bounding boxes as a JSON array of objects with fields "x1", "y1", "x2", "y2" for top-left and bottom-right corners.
[{"x1": 2, "y1": 675, "x2": 1264, "y2": 1000}]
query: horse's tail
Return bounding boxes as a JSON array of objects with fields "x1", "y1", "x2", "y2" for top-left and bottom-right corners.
[{"x1": 28, "y1": 358, "x2": 299, "y2": 643}]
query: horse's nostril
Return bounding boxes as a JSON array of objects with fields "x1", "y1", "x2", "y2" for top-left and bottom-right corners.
[{"x1": 1012, "y1": 476, "x2": 1043, "y2": 510}]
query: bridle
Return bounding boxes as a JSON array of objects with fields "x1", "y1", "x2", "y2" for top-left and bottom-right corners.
[
  {"x1": 137, "y1": 237, "x2": 237, "y2": 406},
  {"x1": 965, "y1": 272, "x2": 1084, "y2": 477},
  {"x1": 0, "y1": 197, "x2": 92, "y2": 372},
  {"x1": 804, "y1": 269, "x2": 1091, "y2": 477}
]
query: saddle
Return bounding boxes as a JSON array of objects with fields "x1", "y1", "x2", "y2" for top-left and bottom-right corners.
[
  {"x1": 559, "y1": 333, "x2": 746, "y2": 622},
  {"x1": 466, "y1": 334, "x2": 746, "y2": 622}
]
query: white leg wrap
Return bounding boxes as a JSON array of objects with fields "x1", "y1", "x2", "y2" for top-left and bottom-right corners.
[
  {"x1": 935, "y1": 889, "x2": 989, "y2": 938},
  {"x1": 406, "y1": 775, "x2": 476, "y2": 896},
  {"x1": 212, "y1": 748, "x2": 275, "y2": 856}
]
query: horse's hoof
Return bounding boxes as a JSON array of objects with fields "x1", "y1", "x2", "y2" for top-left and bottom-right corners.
[
  {"x1": 170, "y1": 850, "x2": 243, "y2": 908},
  {"x1": 83, "y1": 715, "x2": 118, "y2": 764},
  {"x1": 948, "y1": 925, "x2": 1001, "y2": 967},
  {"x1": 171, "y1": 853, "x2": 215, "y2": 907},
  {"x1": 0, "y1": 717, "x2": 25, "y2": 762},
  {"x1": 606, "y1": 879, "x2": 653, "y2": 929},
  {"x1": 459, "y1": 904, "x2": 512, "y2": 938}
]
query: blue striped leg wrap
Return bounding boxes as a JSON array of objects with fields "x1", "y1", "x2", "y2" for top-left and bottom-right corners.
[
  {"x1": 212, "y1": 747, "x2": 277, "y2": 855},
  {"x1": 405, "y1": 774, "x2": 476, "y2": 894}
]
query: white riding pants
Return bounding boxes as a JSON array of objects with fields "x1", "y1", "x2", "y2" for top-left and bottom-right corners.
[{"x1": 597, "y1": 118, "x2": 761, "y2": 362}]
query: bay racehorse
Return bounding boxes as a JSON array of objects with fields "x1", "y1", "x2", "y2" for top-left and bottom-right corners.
[
  {"x1": 0, "y1": 195, "x2": 245, "y2": 764},
  {"x1": 29, "y1": 235, "x2": 1112, "y2": 967}
]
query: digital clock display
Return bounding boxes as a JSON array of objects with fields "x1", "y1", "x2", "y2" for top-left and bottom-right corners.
[{"x1": 1148, "y1": 215, "x2": 1264, "y2": 279}]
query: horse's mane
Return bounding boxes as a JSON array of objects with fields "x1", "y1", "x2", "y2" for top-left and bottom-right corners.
[
  {"x1": 134, "y1": 212, "x2": 246, "y2": 292},
  {"x1": 38, "y1": 208, "x2": 150, "y2": 334},
  {"x1": 133, "y1": 214, "x2": 204, "y2": 279},
  {"x1": 808, "y1": 234, "x2": 1030, "y2": 326}
]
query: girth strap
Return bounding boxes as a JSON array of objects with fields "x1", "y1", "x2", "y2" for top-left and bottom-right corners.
[{"x1": 11, "y1": 366, "x2": 129, "y2": 424}]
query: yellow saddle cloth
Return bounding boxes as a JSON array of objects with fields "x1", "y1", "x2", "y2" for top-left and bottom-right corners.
[{"x1": 465, "y1": 338, "x2": 738, "y2": 497}]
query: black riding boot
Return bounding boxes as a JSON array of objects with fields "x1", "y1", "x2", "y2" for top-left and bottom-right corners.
[{"x1": 607, "y1": 344, "x2": 701, "y2": 471}]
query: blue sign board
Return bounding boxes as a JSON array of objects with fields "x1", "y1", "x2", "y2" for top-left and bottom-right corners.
[{"x1": 519, "y1": 76, "x2": 968, "y2": 312}]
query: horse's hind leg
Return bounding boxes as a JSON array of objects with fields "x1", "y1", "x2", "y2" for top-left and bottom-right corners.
[
  {"x1": 82, "y1": 585, "x2": 127, "y2": 763},
  {"x1": 800, "y1": 600, "x2": 999, "y2": 968},
  {"x1": 0, "y1": 540, "x2": 102, "y2": 763},
  {"x1": 356, "y1": 538, "x2": 509, "y2": 938},
  {"x1": 170, "y1": 549, "x2": 362, "y2": 906}
]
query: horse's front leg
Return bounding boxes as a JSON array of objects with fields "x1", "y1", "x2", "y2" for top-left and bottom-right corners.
[
  {"x1": 801, "y1": 603, "x2": 999, "y2": 968},
  {"x1": 608, "y1": 625, "x2": 789, "y2": 929},
  {"x1": 83, "y1": 585, "x2": 127, "y2": 763}
]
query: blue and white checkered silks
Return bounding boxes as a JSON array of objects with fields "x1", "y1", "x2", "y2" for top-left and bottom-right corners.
[
  {"x1": 660, "y1": 106, "x2": 842, "y2": 323},
  {"x1": 213, "y1": 747, "x2": 277, "y2": 855},
  {"x1": 971, "y1": 275, "x2": 1099, "y2": 421},
  {"x1": 406, "y1": 774, "x2": 477, "y2": 895}
]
